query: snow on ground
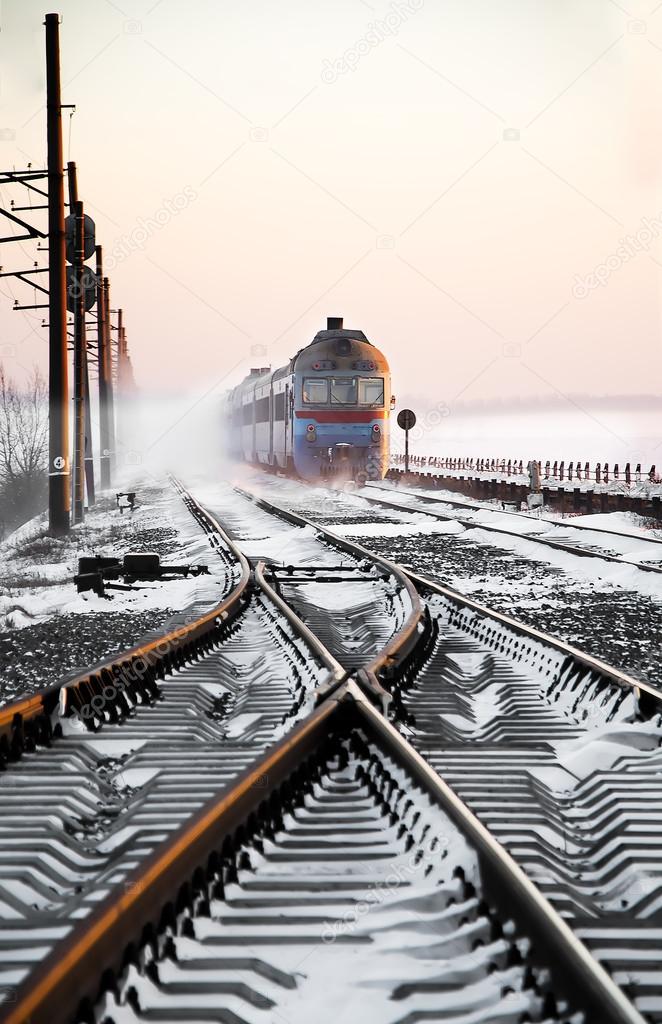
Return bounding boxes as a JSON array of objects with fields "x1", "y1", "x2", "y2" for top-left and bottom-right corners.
[
  {"x1": 0, "y1": 478, "x2": 230, "y2": 706},
  {"x1": 190, "y1": 478, "x2": 345, "y2": 567},
  {"x1": 238, "y1": 471, "x2": 662, "y2": 687},
  {"x1": 551, "y1": 720, "x2": 662, "y2": 782},
  {"x1": 380, "y1": 480, "x2": 662, "y2": 540},
  {"x1": 0, "y1": 482, "x2": 224, "y2": 630},
  {"x1": 265, "y1": 476, "x2": 662, "y2": 599}
]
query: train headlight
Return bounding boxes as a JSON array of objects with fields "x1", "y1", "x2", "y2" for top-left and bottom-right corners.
[
  {"x1": 371, "y1": 423, "x2": 381, "y2": 443},
  {"x1": 306, "y1": 424, "x2": 317, "y2": 442}
]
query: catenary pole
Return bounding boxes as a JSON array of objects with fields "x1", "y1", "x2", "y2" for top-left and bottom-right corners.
[
  {"x1": 103, "y1": 276, "x2": 116, "y2": 479},
  {"x1": 72, "y1": 199, "x2": 86, "y2": 522},
  {"x1": 67, "y1": 162, "x2": 95, "y2": 514},
  {"x1": 45, "y1": 12, "x2": 69, "y2": 533},
  {"x1": 96, "y1": 248, "x2": 111, "y2": 488}
]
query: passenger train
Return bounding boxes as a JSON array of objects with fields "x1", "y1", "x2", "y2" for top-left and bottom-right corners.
[{"x1": 221, "y1": 317, "x2": 392, "y2": 482}]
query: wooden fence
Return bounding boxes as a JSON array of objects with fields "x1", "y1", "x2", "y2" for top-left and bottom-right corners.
[{"x1": 390, "y1": 454, "x2": 658, "y2": 486}]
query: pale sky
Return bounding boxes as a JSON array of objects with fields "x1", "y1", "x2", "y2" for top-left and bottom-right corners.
[{"x1": 2, "y1": 0, "x2": 662, "y2": 416}]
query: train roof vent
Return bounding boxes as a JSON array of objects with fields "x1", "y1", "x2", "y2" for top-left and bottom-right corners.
[
  {"x1": 249, "y1": 366, "x2": 271, "y2": 376},
  {"x1": 327, "y1": 316, "x2": 343, "y2": 330},
  {"x1": 311, "y1": 328, "x2": 370, "y2": 346}
]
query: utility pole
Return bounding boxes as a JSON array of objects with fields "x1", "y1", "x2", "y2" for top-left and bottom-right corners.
[
  {"x1": 67, "y1": 161, "x2": 95, "y2": 513},
  {"x1": 117, "y1": 307, "x2": 123, "y2": 386},
  {"x1": 46, "y1": 12, "x2": 69, "y2": 533},
  {"x1": 83, "y1": 330, "x2": 96, "y2": 506},
  {"x1": 96, "y1": 247, "x2": 111, "y2": 488},
  {"x1": 103, "y1": 276, "x2": 116, "y2": 481},
  {"x1": 71, "y1": 199, "x2": 86, "y2": 522}
]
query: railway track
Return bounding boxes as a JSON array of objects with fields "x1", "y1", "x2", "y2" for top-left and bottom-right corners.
[
  {"x1": 199, "y1": 481, "x2": 662, "y2": 1022},
  {"x1": 0, "y1": 482, "x2": 352, "y2": 1001},
  {"x1": 365, "y1": 481, "x2": 662, "y2": 574},
  {"x1": 0, "y1": 479, "x2": 427, "y2": 1011},
  {"x1": 2, "y1": 477, "x2": 662, "y2": 1021},
  {"x1": 2, "y1": 681, "x2": 645, "y2": 1024}
]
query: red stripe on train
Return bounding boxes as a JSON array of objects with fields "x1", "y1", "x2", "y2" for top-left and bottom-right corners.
[{"x1": 295, "y1": 410, "x2": 387, "y2": 423}]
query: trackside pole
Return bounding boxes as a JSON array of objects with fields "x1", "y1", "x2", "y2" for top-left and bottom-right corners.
[
  {"x1": 46, "y1": 12, "x2": 70, "y2": 533},
  {"x1": 72, "y1": 199, "x2": 85, "y2": 522},
  {"x1": 96, "y1": 247, "x2": 111, "y2": 488},
  {"x1": 104, "y1": 276, "x2": 116, "y2": 479},
  {"x1": 67, "y1": 161, "x2": 95, "y2": 509},
  {"x1": 397, "y1": 408, "x2": 417, "y2": 476}
]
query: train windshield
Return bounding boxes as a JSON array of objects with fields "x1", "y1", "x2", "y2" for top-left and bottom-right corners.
[
  {"x1": 359, "y1": 377, "x2": 384, "y2": 406},
  {"x1": 303, "y1": 378, "x2": 329, "y2": 403},
  {"x1": 330, "y1": 377, "x2": 357, "y2": 405}
]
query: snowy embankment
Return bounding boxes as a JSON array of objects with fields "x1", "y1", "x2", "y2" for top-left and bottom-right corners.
[{"x1": 0, "y1": 480, "x2": 228, "y2": 707}]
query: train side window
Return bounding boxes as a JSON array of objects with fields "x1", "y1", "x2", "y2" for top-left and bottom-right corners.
[
  {"x1": 303, "y1": 378, "x2": 328, "y2": 403},
  {"x1": 359, "y1": 377, "x2": 384, "y2": 406},
  {"x1": 330, "y1": 377, "x2": 357, "y2": 405}
]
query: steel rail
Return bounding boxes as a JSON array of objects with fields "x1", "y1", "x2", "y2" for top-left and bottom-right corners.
[
  {"x1": 234, "y1": 485, "x2": 425, "y2": 688},
  {"x1": 0, "y1": 480, "x2": 251, "y2": 755},
  {"x1": 254, "y1": 559, "x2": 349, "y2": 701},
  {"x1": 406, "y1": 568, "x2": 662, "y2": 716},
  {"x1": 235, "y1": 481, "x2": 662, "y2": 716},
  {"x1": 1, "y1": 680, "x2": 646, "y2": 1024},
  {"x1": 0, "y1": 688, "x2": 347, "y2": 1024},
  {"x1": 354, "y1": 690, "x2": 647, "y2": 1024},
  {"x1": 375, "y1": 480, "x2": 662, "y2": 547},
  {"x1": 358, "y1": 487, "x2": 662, "y2": 574}
]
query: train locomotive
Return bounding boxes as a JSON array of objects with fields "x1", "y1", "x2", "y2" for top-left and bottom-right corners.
[{"x1": 221, "y1": 317, "x2": 392, "y2": 482}]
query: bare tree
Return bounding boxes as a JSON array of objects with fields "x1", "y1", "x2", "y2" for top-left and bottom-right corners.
[{"x1": 0, "y1": 366, "x2": 48, "y2": 536}]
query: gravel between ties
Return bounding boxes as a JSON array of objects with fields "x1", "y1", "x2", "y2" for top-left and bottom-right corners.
[{"x1": 358, "y1": 529, "x2": 662, "y2": 688}]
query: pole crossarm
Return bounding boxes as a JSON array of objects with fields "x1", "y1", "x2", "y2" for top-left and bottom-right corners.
[
  {"x1": 0, "y1": 170, "x2": 48, "y2": 181},
  {"x1": 0, "y1": 205, "x2": 48, "y2": 242},
  {"x1": 0, "y1": 170, "x2": 49, "y2": 201},
  {"x1": 5, "y1": 271, "x2": 50, "y2": 296}
]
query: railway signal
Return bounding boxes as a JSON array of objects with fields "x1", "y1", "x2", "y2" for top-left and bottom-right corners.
[
  {"x1": 66, "y1": 162, "x2": 97, "y2": 521},
  {"x1": 64, "y1": 210, "x2": 95, "y2": 262},
  {"x1": 397, "y1": 408, "x2": 416, "y2": 473}
]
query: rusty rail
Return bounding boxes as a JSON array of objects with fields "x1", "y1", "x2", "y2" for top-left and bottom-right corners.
[
  {"x1": 358, "y1": 487, "x2": 662, "y2": 575},
  {"x1": 1, "y1": 681, "x2": 646, "y2": 1024},
  {"x1": 236, "y1": 481, "x2": 662, "y2": 718},
  {"x1": 406, "y1": 569, "x2": 662, "y2": 718},
  {"x1": 235, "y1": 485, "x2": 425, "y2": 705},
  {"x1": 0, "y1": 480, "x2": 251, "y2": 761}
]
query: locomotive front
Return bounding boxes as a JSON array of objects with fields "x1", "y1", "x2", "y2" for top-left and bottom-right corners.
[{"x1": 292, "y1": 317, "x2": 391, "y2": 482}]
